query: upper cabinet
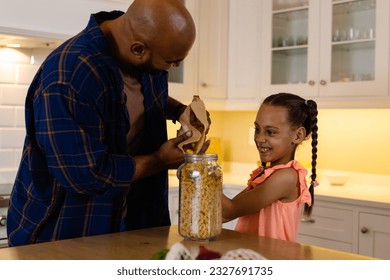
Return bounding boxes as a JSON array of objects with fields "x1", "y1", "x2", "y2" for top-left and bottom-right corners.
[
  {"x1": 169, "y1": 0, "x2": 231, "y2": 107},
  {"x1": 227, "y1": 0, "x2": 262, "y2": 107},
  {"x1": 169, "y1": 0, "x2": 262, "y2": 110},
  {"x1": 3, "y1": 0, "x2": 389, "y2": 109},
  {"x1": 168, "y1": 0, "x2": 199, "y2": 104},
  {"x1": 0, "y1": 0, "x2": 129, "y2": 39},
  {"x1": 197, "y1": 0, "x2": 229, "y2": 101},
  {"x1": 261, "y1": 0, "x2": 390, "y2": 107}
]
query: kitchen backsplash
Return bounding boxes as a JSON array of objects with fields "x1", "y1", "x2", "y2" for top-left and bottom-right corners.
[
  {"x1": 0, "y1": 47, "x2": 51, "y2": 184},
  {"x1": 168, "y1": 108, "x2": 390, "y2": 176},
  {"x1": 2, "y1": 46, "x2": 390, "y2": 185}
]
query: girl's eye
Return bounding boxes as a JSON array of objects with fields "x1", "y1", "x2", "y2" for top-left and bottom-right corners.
[
  {"x1": 267, "y1": 130, "x2": 277, "y2": 136},
  {"x1": 253, "y1": 126, "x2": 260, "y2": 133}
]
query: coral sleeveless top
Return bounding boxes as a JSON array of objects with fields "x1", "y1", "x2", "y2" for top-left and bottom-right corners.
[{"x1": 235, "y1": 160, "x2": 312, "y2": 242}]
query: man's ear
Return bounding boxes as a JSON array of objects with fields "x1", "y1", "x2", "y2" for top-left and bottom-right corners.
[
  {"x1": 130, "y1": 42, "x2": 149, "y2": 61},
  {"x1": 293, "y1": 126, "x2": 306, "y2": 144}
]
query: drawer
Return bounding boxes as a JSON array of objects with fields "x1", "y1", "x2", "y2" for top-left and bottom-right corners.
[
  {"x1": 299, "y1": 205, "x2": 353, "y2": 243},
  {"x1": 223, "y1": 185, "x2": 243, "y2": 199}
]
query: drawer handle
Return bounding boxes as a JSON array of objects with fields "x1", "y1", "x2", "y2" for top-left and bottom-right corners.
[
  {"x1": 0, "y1": 216, "x2": 6, "y2": 227},
  {"x1": 301, "y1": 218, "x2": 315, "y2": 224},
  {"x1": 360, "y1": 226, "x2": 369, "y2": 234}
]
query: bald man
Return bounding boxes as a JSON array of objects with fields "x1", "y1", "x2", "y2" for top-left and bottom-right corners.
[{"x1": 7, "y1": 0, "x2": 200, "y2": 246}]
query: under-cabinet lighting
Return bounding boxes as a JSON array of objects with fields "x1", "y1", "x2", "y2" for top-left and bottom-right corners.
[{"x1": 5, "y1": 43, "x2": 21, "y2": 48}]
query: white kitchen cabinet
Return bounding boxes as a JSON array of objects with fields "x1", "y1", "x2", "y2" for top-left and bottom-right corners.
[
  {"x1": 167, "y1": 0, "x2": 199, "y2": 104},
  {"x1": 0, "y1": 0, "x2": 129, "y2": 39},
  {"x1": 297, "y1": 200, "x2": 354, "y2": 253},
  {"x1": 298, "y1": 196, "x2": 390, "y2": 259},
  {"x1": 359, "y1": 212, "x2": 390, "y2": 259},
  {"x1": 196, "y1": 0, "x2": 229, "y2": 101},
  {"x1": 169, "y1": 0, "x2": 229, "y2": 106},
  {"x1": 226, "y1": 0, "x2": 262, "y2": 105},
  {"x1": 261, "y1": 0, "x2": 390, "y2": 107},
  {"x1": 221, "y1": 184, "x2": 243, "y2": 230},
  {"x1": 169, "y1": 0, "x2": 262, "y2": 109},
  {"x1": 168, "y1": 187, "x2": 180, "y2": 225}
]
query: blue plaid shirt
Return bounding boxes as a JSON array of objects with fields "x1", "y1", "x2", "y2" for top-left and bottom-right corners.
[{"x1": 7, "y1": 11, "x2": 171, "y2": 246}]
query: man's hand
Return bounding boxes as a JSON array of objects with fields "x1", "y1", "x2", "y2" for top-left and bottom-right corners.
[
  {"x1": 132, "y1": 131, "x2": 193, "y2": 181},
  {"x1": 155, "y1": 130, "x2": 193, "y2": 169}
]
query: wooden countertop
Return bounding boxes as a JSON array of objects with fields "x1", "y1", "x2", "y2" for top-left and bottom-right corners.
[{"x1": 0, "y1": 225, "x2": 374, "y2": 260}]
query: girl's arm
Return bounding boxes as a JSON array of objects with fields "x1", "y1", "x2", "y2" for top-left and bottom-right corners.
[{"x1": 222, "y1": 167, "x2": 299, "y2": 221}]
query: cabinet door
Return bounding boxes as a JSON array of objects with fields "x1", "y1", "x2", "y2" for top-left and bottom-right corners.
[
  {"x1": 168, "y1": 0, "x2": 228, "y2": 103},
  {"x1": 319, "y1": 0, "x2": 389, "y2": 98},
  {"x1": 222, "y1": 185, "x2": 243, "y2": 230},
  {"x1": 298, "y1": 204, "x2": 353, "y2": 243},
  {"x1": 359, "y1": 212, "x2": 390, "y2": 259},
  {"x1": 227, "y1": 0, "x2": 262, "y2": 102},
  {"x1": 261, "y1": 0, "x2": 320, "y2": 98},
  {"x1": 261, "y1": 0, "x2": 389, "y2": 103},
  {"x1": 297, "y1": 201, "x2": 353, "y2": 253},
  {"x1": 168, "y1": 188, "x2": 180, "y2": 225},
  {"x1": 168, "y1": 0, "x2": 198, "y2": 104},
  {"x1": 197, "y1": 0, "x2": 228, "y2": 100}
]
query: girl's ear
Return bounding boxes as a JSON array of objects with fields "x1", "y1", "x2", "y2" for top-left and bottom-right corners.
[{"x1": 293, "y1": 126, "x2": 306, "y2": 144}]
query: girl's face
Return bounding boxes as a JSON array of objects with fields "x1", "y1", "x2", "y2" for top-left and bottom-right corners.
[{"x1": 254, "y1": 104, "x2": 304, "y2": 167}]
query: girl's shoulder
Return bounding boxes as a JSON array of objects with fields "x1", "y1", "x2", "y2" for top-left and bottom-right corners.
[{"x1": 248, "y1": 160, "x2": 307, "y2": 188}]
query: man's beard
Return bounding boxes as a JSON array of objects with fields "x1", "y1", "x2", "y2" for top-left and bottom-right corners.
[{"x1": 137, "y1": 59, "x2": 164, "y2": 75}]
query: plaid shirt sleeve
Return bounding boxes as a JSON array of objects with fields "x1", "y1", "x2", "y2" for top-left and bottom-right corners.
[{"x1": 34, "y1": 53, "x2": 135, "y2": 194}]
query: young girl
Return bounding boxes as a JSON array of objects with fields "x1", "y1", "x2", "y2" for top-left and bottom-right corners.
[{"x1": 222, "y1": 92, "x2": 319, "y2": 242}]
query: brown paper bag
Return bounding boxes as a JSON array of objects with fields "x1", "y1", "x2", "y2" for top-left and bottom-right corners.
[{"x1": 177, "y1": 95, "x2": 210, "y2": 154}]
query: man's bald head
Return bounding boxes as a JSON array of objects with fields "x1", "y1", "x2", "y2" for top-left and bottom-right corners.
[
  {"x1": 126, "y1": 0, "x2": 196, "y2": 53},
  {"x1": 102, "y1": 0, "x2": 196, "y2": 74}
]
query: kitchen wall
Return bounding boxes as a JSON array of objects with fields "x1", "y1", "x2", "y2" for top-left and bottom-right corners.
[
  {"x1": 1, "y1": 46, "x2": 390, "y2": 185},
  {"x1": 168, "y1": 108, "x2": 390, "y2": 176},
  {"x1": 0, "y1": 47, "x2": 51, "y2": 184}
]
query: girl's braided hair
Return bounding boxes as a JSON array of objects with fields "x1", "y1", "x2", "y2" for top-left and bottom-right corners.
[{"x1": 262, "y1": 92, "x2": 318, "y2": 218}]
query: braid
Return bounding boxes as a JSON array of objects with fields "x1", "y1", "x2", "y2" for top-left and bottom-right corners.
[{"x1": 303, "y1": 99, "x2": 318, "y2": 218}]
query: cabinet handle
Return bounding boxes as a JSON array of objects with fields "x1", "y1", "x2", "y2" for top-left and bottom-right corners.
[
  {"x1": 201, "y1": 82, "x2": 207, "y2": 87},
  {"x1": 360, "y1": 226, "x2": 369, "y2": 234},
  {"x1": 308, "y1": 80, "x2": 315, "y2": 86},
  {"x1": 0, "y1": 215, "x2": 6, "y2": 227},
  {"x1": 301, "y1": 218, "x2": 315, "y2": 223},
  {"x1": 320, "y1": 80, "x2": 327, "y2": 86}
]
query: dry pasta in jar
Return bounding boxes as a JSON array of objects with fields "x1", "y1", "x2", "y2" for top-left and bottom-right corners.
[{"x1": 177, "y1": 154, "x2": 222, "y2": 241}]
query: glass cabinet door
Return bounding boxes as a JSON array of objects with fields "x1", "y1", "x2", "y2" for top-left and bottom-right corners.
[
  {"x1": 331, "y1": 0, "x2": 376, "y2": 83},
  {"x1": 320, "y1": 0, "x2": 389, "y2": 97},
  {"x1": 262, "y1": 0, "x2": 389, "y2": 100},
  {"x1": 271, "y1": 0, "x2": 309, "y2": 85},
  {"x1": 262, "y1": 0, "x2": 320, "y2": 97}
]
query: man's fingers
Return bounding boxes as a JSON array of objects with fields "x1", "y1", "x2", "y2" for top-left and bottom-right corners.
[{"x1": 174, "y1": 130, "x2": 192, "y2": 145}]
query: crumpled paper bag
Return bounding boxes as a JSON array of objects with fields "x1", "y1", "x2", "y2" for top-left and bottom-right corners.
[{"x1": 177, "y1": 95, "x2": 210, "y2": 154}]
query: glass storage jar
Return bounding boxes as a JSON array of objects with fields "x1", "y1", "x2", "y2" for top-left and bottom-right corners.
[{"x1": 177, "y1": 153, "x2": 222, "y2": 241}]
